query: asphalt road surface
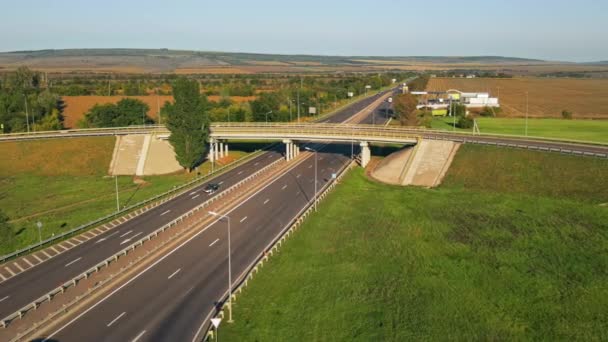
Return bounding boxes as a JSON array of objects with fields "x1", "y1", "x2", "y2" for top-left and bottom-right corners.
[
  {"x1": 0, "y1": 89, "x2": 391, "y2": 322},
  {"x1": 46, "y1": 143, "x2": 353, "y2": 342}
]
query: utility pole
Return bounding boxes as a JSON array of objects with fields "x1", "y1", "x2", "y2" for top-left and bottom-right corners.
[
  {"x1": 525, "y1": 91, "x2": 529, "y2": 136},
  {"x1": 115, "y1": 175, "x2": 120, "y2": 212},
  {"x1": 157, "y1": 93, "x2": 161, "y2": 125},
  {"x1": 108, "y1": 78, "x2": 111, "y2": 96},
  {"x1": 288, "y1": 97, "x2": 292, "y2": 122},
  {"x1": 24, "y1": 96, "x2": 30, "y2": 133},
  {"x1": 297, "y1": 89, "x2": 300, "y2": 123}
]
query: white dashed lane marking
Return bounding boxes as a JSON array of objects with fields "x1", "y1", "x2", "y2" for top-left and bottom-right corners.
[{"x1": 240, "y1": 216, "x2": 248, "y2": 223}]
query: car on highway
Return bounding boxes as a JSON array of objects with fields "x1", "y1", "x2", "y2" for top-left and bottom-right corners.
[{"x1": 203, "y1": 183, "x2": 220, "y2": 194}]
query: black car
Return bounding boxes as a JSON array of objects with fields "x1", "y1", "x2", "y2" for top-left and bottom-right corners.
[{"x1": 203, "y1": 183, "x2": 220, "y2": 194}]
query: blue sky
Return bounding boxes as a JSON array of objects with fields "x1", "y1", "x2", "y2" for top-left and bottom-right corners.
[{"x1": 1, "y1": 0, "x2": 606, "y2": 62}]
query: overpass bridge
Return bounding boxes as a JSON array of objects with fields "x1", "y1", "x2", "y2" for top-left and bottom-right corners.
[{"x1": 207, "y1": 123, "x2": 419, "y2": 167}]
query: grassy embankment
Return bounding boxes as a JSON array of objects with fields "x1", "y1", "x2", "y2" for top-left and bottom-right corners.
[
  {"x1": 221, "y1": 145, "x2": 608, "y2": 341},
  {"x1": 0, "y1": 138, "x2": 256, "y2": 255},
  {"x1": 430, "y1": 117, "x2": 608, "y2": 144}
]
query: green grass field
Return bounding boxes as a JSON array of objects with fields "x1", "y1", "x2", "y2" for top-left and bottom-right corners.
[
  {"x1": 221, "y1": 146, "x2": 608, "y2": 341},
  {"x1": 431, "y1": 117, "x2": 608, "y2": 144},
  {"x1": 0, "y1": 137, "x2": 253, "y2": 255}
]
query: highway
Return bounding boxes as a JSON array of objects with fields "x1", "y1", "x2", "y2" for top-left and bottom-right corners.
[
  {"x1": 36, "y1": 93, "x2": 392, "y2": 341},
  {"x1": 46, "y1": 143, "x2": 352, "y2": 342},
  {"x1": 0, "y1": 90, "x2": 390, "y2": 324}
]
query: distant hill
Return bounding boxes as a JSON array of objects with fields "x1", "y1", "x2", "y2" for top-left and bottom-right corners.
[{"x1": 0, "y1": 49, "x2": 551, "y2": 74}]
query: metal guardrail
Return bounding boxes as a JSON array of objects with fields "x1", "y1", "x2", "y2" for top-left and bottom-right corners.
[
  {"x1": 0, "y1": 148, "x2": 270, "y2": 265},
  {"x1": 200, "y1": 155, "x2": 356, "y2": 341},
  {"x1": 424, "y1": 135, "x2": 608, "y2": 159},
  {"x1": 0, "y1": 157, "x2": 284, "y2": 329},
  {"x1": 2, "y1": 120, "x2": 607, "y2": 149}
]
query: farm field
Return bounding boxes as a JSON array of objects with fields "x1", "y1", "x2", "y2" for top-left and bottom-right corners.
[
  {"x1": 430, "y1": 117, "x2": 608, "y2": 143},
  {"x1": 61, "y1": 95, "x2": 257, "y2": 128},
  {"x1": 221, "y1": 146, "x2": 608, "y2": 341},
  {"x1": 426, "y1": 77, "x2": 608, "y2": 119},
  {"x1": 0, "y1": 137, "x2": 252, "y2": 255}
]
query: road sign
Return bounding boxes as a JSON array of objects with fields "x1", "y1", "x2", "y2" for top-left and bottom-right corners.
[
  {"x1": 347, "y1": 92, "x2": 354, "y2": 97},
  {"x1": 365, "y1": 85, "x2": 371, "y2": 89},
  {"x1": 211, "y1": 318, "x2": 222, "y2": 328},
  {"x1": 331, "y1": 173, "x2": 337, "y2": 179},
  {"x1": 36, "y1": 221, "x2": 42, "y2": 228},
  {"x1": 388, "y1": 97, "x2": 393, "y2": 103},
  {"x1": 308, "y1": 107, "x2": 316, "y2": 114}
]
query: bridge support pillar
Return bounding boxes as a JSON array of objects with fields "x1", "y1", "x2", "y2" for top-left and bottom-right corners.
[
  {"x1": 208, "y1": 140, "x2": 215, "y2": 162},
  {"x1": 360, "y1": 141, "x2": 370, "y2": 168},
  {"x1": 214, "y1": 142, "x2": 220, "y2": 161},
  {"x1": 292, "y1": 142, "x2": 299, "y2": 159},
  {"x1": 283, "y1": 139, "x2": 293, "y2": 161},
  {"x1": 224, "y1": 143, "x2": 229, "y2": 157},
  {"x1": 219, "y1": 142, "x2": 224, "y2": 159}
]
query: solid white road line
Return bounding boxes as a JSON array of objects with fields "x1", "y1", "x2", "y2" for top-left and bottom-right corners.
[
  {"x1": 120, "y1": 230, "x2": 133, "y2": 238},
  {"x1": 167, "y1": 268, "x2": 181, "y2": 279},
  {"x1": 282, "y1": 184, "x2": 287, "y2": 190},
  {"x1": 192, "y1": 194, "x2": 200, "y2": 200},
  {"x1": 0, "y1": 295, "x2": 9, "y2": 303},
  {"x1": 107, "y1": 312, "x2": 126, "y2": 327},
  {"x1": 240, "y1": 216, "x2": 248, "y2": 223},
  {"x1": 209, "y1": 238, "x2": 219, "y2": 247},
  {"x1": 160, "y1": 210, "x2": 171, "y2": 216},
  {"x1": 264, "y1": 199, "x2": 270, "y2": 205},
  {"x1": 132, "y1": 330, "x2": 146, "y2": 342},
  {"x1": 65, "y1": 257, "x2": 82, "y2": 268}
]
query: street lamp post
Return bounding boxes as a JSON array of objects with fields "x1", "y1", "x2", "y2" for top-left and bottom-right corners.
[
  {"x1": 304, "y1": 147, "x2": 318, "y2": 212},
  {"x1": 525, "y1": 91, "x2": 529, "y2": 136},
  {"x1": 114, "y1": 175, "x2": 120, "y2": 212},
  {"x1": 208, "y1": 211, "x2": 233, "y2": 323},
  {"x1": 265, "y1": 110, "x2": 272, "y2": 124},
  {"x1": 36, "y1": 221, "x2": 42, "y2": 244}
]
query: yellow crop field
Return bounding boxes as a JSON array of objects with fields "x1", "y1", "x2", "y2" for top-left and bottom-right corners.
[{"x1": 426, "y1": 77, "x2": 608, "y2": 119}]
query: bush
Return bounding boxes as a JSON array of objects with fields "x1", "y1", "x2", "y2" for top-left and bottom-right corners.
[
  {"x1": 457, "y1": 115, "x2": 474, "y2": 129},
  {"x1": 561, "y1": 110, "x2": 573, "y2": 120}
]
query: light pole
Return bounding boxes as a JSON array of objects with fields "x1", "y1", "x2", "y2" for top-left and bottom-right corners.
[
  {"x1": 265, "y1": 110, "x2": 272, "y2": 124},
  {"x1": 304, "y1": 147, "x2": 318, "y2": 212},
  {"x1": 114, "y1": 175, "x2": 120, "y2": 212},
  {"x1": 36, "y1": 221, "x2": 42, "y2": 244},
  {"x1": 208, "y1": 211, "x2": 233, "y2": 323},
  {"x1": 525, "y1": 91, "x2": 529, "y2": 136}
]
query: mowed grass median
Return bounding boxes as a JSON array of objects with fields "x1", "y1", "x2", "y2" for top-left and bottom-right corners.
[
  {"x1": 0, "y1": 137, "x2": 250, "y2": 255},
  {"x1": 221, "y1": 146, "x2": 608, "y2": 341}
]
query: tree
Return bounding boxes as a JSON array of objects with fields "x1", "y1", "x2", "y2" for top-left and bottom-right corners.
[
  {"x1": 83, "y1": 98, "x2": 151, "y2": 127},
  {"x1": 393, "y1": 93, "x2": 419, "y2": 126},
  {"x1": 561, "y1": 110, "x2": 573, "y2": 120},
  {"x1": 163, "y1": 78, "x2": 210, "y2": 172}
]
